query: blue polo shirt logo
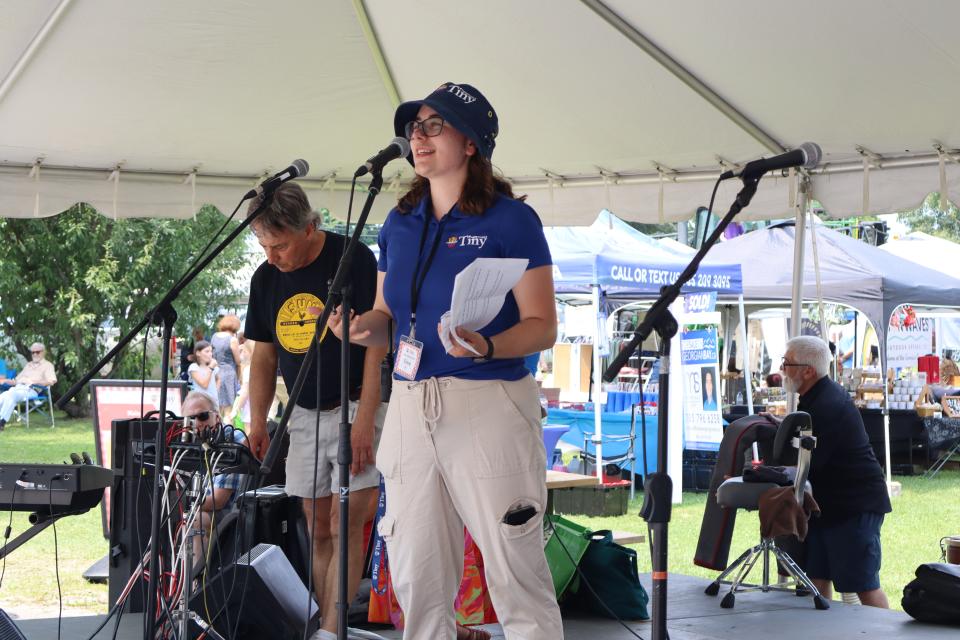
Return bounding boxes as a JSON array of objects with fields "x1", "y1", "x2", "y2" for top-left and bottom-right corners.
[{"x1": 447, "y1": 234, "x2": 488, "y2": 249}]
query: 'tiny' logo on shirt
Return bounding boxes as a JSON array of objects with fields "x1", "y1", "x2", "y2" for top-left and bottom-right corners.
[{"x1": 446, "y1": 235, "x2": 487, "y2": 249}]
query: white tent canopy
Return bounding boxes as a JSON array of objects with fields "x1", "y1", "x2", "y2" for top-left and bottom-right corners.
[
  {"x1": 879, "y1": 232, "x2": 960, "y2": 280},
  {"x1": 2, "y1": 0, "x2": 960, "y2": 223}
]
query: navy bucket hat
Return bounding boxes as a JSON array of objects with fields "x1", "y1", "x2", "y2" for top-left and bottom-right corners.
[{"x1": 394, "y1": 82, "x2": 498, "y2": 165}]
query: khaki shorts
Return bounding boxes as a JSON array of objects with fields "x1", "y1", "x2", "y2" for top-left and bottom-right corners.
[{"x1": 284, "y1": 401, "x2": 386, "y2": 499}]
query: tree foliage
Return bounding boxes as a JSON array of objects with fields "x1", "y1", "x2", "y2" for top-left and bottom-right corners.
[
  {"x1": 898, "y1": 192, "x2": 960, "y2": 241},
  {"x1": 0, "y1": 204, "x2": 249, "y2": 414}
]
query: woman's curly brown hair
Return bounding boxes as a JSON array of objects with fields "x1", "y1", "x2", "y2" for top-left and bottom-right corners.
[{"x1": 397, "y1": 154, "x2": 525, "y2": 215}]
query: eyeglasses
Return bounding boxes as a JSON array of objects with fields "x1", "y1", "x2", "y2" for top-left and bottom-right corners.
[
  {"x1": 30, "y1": 350, "x2": 43, "y2": 354},
  {"x1": 186, "y1": 411, "x2": 212, "y2": 421},
  {"x1": 404, "y1": 115, "x2": 445, "y2": 139},
  {"x1": 780, "y1": 357, "x2": 810, "y2": 369}
]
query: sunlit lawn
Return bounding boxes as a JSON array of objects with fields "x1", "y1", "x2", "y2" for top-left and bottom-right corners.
[{"x1": 0, "y1": 416, "x2": 957, "y2": 616}]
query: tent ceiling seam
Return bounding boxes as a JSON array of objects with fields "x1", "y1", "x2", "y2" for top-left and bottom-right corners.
[
  {"x1": 351, "y1": 0, "x2": 401, "y2": 107},
  {"x1": 0, "y1": 148, "x2": 953, "y2": 193},
  {"x1": 0, "y1": 0, "x2": 75, "y2": 107},
  {"x1": 578, "y1": 0, "x2": 785, "y2": 155}
]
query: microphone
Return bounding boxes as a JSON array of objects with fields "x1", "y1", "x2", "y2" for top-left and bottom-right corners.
[
  {"x1": 244, "y1": 159, "x2": 310, "y2": 199},
  {"x1": 721, "y1": 142, "x2": 822, "y2": 181},
  {"x1": 354, "y1": 137, "x2": 411, "y2": 177}
]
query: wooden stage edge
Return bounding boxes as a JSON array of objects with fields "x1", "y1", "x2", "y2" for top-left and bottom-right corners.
[{"x1": 12, "y1": 573, "x2": 957, "y2": 640}]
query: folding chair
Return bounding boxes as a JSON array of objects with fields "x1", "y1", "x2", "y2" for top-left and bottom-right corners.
[{"x1": 17, "y1": 384, "x2": 56, "y2": 428}]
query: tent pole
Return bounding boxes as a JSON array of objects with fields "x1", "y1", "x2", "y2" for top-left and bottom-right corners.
[
  {"x1": 592, "y1": 285, "x2": 604, "y2": 482},
  {"x1": 739, "y1": 295, "x2": 753, "y2": 414},
  {"x1": 788, "y1": 179, "x2": 809, "y2": 412},
  {"x1": 0, "y1": 0, "x2": 75, "y2": 106},
  {"x1": 880, "y1": 323, "x2": 893, "y2": 493}
]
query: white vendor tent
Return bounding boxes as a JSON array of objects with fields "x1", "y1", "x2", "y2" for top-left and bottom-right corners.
[{"x1": 879, "y1": 232, "x2": 960, "y2": 281}]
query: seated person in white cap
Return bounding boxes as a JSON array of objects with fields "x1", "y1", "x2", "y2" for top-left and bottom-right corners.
[{"x1": 0, "y1": 342, "x2": 57, "y2": 431}]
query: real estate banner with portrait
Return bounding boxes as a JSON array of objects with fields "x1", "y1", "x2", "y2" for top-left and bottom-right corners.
[{"x1": 680, "y1": 319, "x2": 723, "y2": 451}]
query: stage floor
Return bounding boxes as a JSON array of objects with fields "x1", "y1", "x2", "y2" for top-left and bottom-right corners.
[{"x1": 13, "y1": 574, "x2": 956, "y2": 640}]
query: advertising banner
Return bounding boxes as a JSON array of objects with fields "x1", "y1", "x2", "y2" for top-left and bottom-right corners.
[
  {"x1": 680, "y1": 324, "x2": 723, "y2": 451},
  {"x1": 887, "y1": 305, "x2": 934, "y2": 371}
]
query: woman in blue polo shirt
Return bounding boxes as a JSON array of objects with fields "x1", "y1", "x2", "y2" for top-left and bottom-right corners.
[{"x1": 330, "y1": 82, "x2": 562, "y2": 639}]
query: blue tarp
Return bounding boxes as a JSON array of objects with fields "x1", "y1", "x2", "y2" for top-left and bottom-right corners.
[
  {"x1": 545, "y1": 210, "x2": 743, "y2": 296},
  {"x1": 547, "y1": 408, "x2": 659, "y2": 477}
]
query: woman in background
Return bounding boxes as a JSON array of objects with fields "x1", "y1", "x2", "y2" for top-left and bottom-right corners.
[
  {"x1": 227, "y1": 339, "x2": 255, "y2": 428},
  {"x1": 211, "y1": 314, "x2": 242, "y2": 417}
]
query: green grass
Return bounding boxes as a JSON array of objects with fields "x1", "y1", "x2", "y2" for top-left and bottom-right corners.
[
  {"x1": 0, "y1": 415, "x2": 109, "y2": 614},
  {"x1": 561, "y1": 470, "x2": 960, "y2": 610},
  {"x1": 1, "y1": 415, "x2": 958, "y2": 615}
]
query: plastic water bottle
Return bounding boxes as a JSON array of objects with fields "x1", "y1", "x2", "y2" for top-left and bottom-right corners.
[{"x1": 736, "y1": 391, "x2": 743, "y2": 405}]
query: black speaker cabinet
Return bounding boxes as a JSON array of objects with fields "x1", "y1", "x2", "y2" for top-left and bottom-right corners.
[
  {"x1": 189, "y1": 543, "x2": 319, "y2": 639},
  {"x1": 108, "y1": 419, "x2": 161, "y2": 613}
]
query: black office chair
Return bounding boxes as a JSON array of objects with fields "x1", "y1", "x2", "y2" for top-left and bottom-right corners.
[{"x1": 704, "y1": 411, "x2": 829, "y2": 610}]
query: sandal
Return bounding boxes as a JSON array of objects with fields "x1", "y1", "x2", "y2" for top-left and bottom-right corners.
[{"x1": 456, "y1": 624, "x2": 492, "y2": 640}]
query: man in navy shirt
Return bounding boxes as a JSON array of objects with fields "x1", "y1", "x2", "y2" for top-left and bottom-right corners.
[
  {"x1": 244, "y1": 182, "x2": 387, "y2": 636},
  {"x1": 781, "y1": 336, "x2": 891, "y2": 608}
]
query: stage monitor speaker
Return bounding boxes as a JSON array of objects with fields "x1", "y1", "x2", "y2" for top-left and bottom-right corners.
[
  {"x1": 0, "y1": 608, "x2": 27, "y2": 640},
  {"x1": 190, "y1": 543, "x2": 319, "y2": 640}
]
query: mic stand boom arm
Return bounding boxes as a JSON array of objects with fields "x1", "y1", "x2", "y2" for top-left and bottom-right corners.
[{"x1": 602, "y1": 176, "x2": 759, "y2": 640}]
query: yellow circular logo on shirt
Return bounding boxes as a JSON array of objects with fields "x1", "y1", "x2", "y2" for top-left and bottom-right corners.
[{"x1": 276, "y1": 293, "x2": 326, "y2": 354}]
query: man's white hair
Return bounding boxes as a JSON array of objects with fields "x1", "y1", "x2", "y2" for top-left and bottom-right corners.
[
  {"x1": 786, "y1": 335, "x2": 832, "y2": 378},
  {"x1": 182, "y1": 391, "x2": 217, "y2": 413}
]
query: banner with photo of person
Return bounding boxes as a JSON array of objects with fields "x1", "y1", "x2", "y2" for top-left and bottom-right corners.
[{"x1": 680, "y1": 318, "x2": 723, "y2": 451}]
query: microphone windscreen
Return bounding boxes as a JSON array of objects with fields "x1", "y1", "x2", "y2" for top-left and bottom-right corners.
[
  {"x1": 391, "y1": 137, "x2": 411, "y2": 159},
  {"x1": 798, "y1": 142, "x2": 822, "y2": 169},
  {"x1": 290, "y1": 158, "x2": 310, "y2": 178}
]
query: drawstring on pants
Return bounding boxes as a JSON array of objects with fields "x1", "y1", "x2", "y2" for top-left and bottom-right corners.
[{"x1": 418, "y1": 377, "x2": 443, "y2": 433}]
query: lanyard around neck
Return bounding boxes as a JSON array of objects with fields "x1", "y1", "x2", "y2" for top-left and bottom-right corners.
[{"x1": 408, "y1": 212, "x2": 448, "y2": 338}]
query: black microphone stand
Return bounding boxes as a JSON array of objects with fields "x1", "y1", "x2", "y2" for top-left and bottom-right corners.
[
  {"x1": 259, "y1": 170, "x2": 385, "y2": 640},
  {"x1": 602, "y1": 176, "x2": 760, "y2": 640},
  {"x1": 56, "y1": 192, "x2": 275, "y2": 638}
]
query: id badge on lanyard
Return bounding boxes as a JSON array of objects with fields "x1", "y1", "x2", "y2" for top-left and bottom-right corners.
[{"x1": 394, "y1": 332, "x2": 423, "y2": 380}]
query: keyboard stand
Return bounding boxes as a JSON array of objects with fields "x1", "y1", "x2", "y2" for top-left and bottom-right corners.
[{"x1": 0, "y1": 507, "x2": 90, "y2": 560}]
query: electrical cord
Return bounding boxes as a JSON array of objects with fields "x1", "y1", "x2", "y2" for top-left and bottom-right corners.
[
  {"x1": 699, "y1": 177, "x2": 723, "y2": 249},
  {"x1": 543, "y1": 515, "x2": 648, "y2": 640},
  {"x1": 302, "y1": 332, "x2": 325, "y2": 640},
  {"x1": 0, "y1": 473, "x2": 20, "y2": 590},
  {"x1": 48, "y1": 478, "x2": 63, "y2": 640}
]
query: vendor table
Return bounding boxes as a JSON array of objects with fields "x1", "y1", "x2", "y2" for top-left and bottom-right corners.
[{"x1": 921, "y1": 415, "x2": 960, "y2": 478}]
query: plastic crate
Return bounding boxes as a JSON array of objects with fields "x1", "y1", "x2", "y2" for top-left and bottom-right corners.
[{"x1": 552, "y1": 480, "x2": 630, "y2": 517}]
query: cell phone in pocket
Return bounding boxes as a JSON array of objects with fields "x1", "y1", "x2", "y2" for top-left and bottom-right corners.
[{"x1": 502, "y1": 504, "x2": 537, "y2": 526}]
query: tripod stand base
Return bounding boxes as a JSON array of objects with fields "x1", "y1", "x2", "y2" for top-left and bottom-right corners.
[{"x1": 704, "y1": 537, "x2": 829, "y2": 610}]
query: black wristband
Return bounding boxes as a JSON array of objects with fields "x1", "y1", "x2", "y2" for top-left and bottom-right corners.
[{"x1": 474, "y1": 335, "x2": 495, "y2": 363}]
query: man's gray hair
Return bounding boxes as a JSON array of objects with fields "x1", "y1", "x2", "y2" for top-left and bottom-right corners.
[
  {"x1": 29, "y1": 342, "x2": 45, "y2": 352},
  {"x1": 182, "y1": 391, "x2": 217, "y2": 413},
  {"x1": 786, "y1": 335, "x2": 832, "y2": 378},
  {"x1": 247, "y1": 181, "x2": 320, "y2": 234}
]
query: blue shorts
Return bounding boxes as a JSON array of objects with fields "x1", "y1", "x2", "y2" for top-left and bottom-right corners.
[{"x1": 805, "y1": 512, "x2": 884, "y2": 593}]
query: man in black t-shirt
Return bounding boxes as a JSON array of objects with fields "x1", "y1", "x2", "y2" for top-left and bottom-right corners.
[
  {"x1": 781, "y1": 335, "x2": 891, "y2": 608},
  {"x1": 244, "y1": 182, "x2": 386, "y2": 634}
]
